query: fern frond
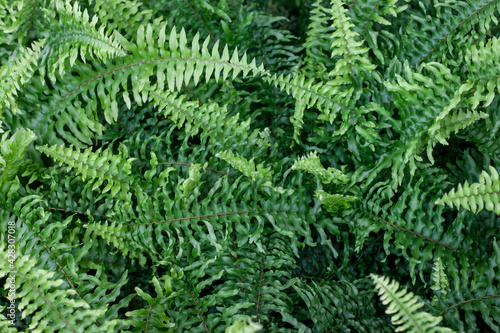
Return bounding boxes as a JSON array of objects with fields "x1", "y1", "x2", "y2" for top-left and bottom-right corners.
[
  {"x1": 426, "y1": 109, "x2": 489, "y2": 163},
  {"x1": 37, "y1": 143, "x2": 134, "y2": 200},
  {"x1": 370, "y1": 274, "x2": 455, "y2": 332},
  {"x1": 316, "y1": 190, "x2": 357, "y2": 215},
  {"x1": 84, "y1": 221, "x2": 149, "y2": 266},
  {"x1": 0, "y1": 39, "x2": 45, "y2": 115},
  {"x1": 264, "y1": 71, "x2": 348, "y2": 123},
  {"x1": 292, "y1": 151, "x2": 348, "y2": 184},
  {"x1": 90, "y1": 0, "x2": 153, "y2": 39},
  {"x1": 464, "y1": 36, "x2": 500, "y2": 108},
  {"x1": 0, "y1": 128, "x2": 37, "y2": 185},
  {"x1": 302, "y1": 0, "x2": 335, "y2": 80},
  {"x1": 401, "y1": 0, "x2": 500, "y2": 66},
  {"x1": 435, "y1": 166, "x2": 500, "y2": 214},
  {"x1": 327, "y1": 0, "x2": 376, "y2": 82},
  {"x1": 0, "y1": 245, "x2": 119, "y2": 332},
  {"x1": 216, "y1": 150, "x2": 272, "y2": 186},
  {"x1": 40, "y1": 0, "x2": 126, "y2": 83},
  {"x1": 431, "y1": 257, "x2": 449, "y2": 295},
  {"x1": 2, "y1": 0, "x2": 47, "y2": 45}
]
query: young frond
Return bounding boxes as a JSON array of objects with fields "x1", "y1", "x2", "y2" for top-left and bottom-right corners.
[
  {"x1": 431, "y1": 258, "x2": 449, "y2": 295},
  {"x1": 464, "y1": 36, "x2": 500, "y2": 108},
  {"x1": 216, "y1": 150, "x2": 273, "y2": 186},
  {"x1": 84, "y1": 221, "x2": 150, "y2": 266},
  {"x1": 315, "y1": 190, "x2": 357, "y2": 215},
  {"x1": 292, "y1": 151, "x2": 348, "y2": 184}
]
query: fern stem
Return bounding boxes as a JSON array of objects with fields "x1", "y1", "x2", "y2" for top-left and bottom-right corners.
[
  {"x1": 366, "y1": 212, "x2": 456, "y2": 252},
  {"x1": 32, "y1": 230, "x2": 83, "y2": 299},
  {"x1": 255, "y1": 256, "x2": 266, "y2": 319},
  {"x1": 132, "y1": 161, "x2": 227, "y2": 175},
  {"x1": 129, "y1": 209, "x2": 297, "y2": 226},
  {"x1": 117, "y1": 120, "x2": 134, "y2": 135},
  {"x1": 183, "y1": 0, "x2": 218, "y2": 45},
  {"x1": 439, "y1": 294, "x2": 500, "y2": 315},
  {"x1": 185, "y1": 277, "x2": 210, "y2": 333}
]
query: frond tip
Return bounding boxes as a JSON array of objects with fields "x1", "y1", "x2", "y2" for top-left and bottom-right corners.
[
  {"x1": 370, "y1": 274, "x2": 455, "y2": 333},
  {"x1": 435, "y1": 166, "x2": 500, "y2": 214}
]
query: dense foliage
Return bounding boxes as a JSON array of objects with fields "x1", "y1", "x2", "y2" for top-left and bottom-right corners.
[{"x1": 0, "y1": 0, "x2": 499, "y2": 332}]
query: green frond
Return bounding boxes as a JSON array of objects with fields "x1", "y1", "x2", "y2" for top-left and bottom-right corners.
[
  {"x1": 292, "y1": 151, "x2": 348, "y2": 184},
  {"x1": 84, "y1": 221, "x2": 150, "y2": 266},
  {"x1": 47, "y1": 23, "x2": 267, "y2": 129},
  {"x1": 316, "y1": 190, "x2": 357, "y2": 215},
  {"x1": 0, "y1": 128, "x2": 37, "y2": 185},
  {"x1": 37, "y1": 143, "x2": 134, "y2": 200},
  {"x1": 431, "y1": 257, "x2": 449, "y2": 295},
  {"x1": 464, "y1": 36, "x2": 500, "y2": 109},
  {"x1": 401, "y1": 0, "x2": 500, "y2": 66},
  {"x1": 0, "y1": 39, "x2": 45, "y2": 115},
  {"x1": 302, "y1": 0, "x2": 334, "y2": 80},
  {"x1": 2, "y1": 0, "x2": 47, "y2": 45},
  {"x1": 40, "y1": 0, "x2": 126, "y2": 83},
  {"x1": 0, "y1": 245, "x2": 119, "y2": 332},
  {"x1": 263, "y1": 71, "x2": 348, "y2": 123},
  {"x1": 327, "y1": 0, "x2": 376, "y2": 81},
  {"x1": 216, "y1": 150, "x2": 273, "y2": 186},
  {"x1": 370, "y1": 274, "x2": 456, "y2": 333},
  {"x1": 90, "y1": 0, "x2": 153, "y2": 39},
  {"x1": 435, "y1": 166, "x2": 500, "y2": 214},
  {"x1": 427, "y1": 109, "x2": 489, "y2": 163}
]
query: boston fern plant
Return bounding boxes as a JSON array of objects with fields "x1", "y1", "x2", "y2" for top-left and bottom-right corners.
[{"x1": 1, "y1": 0, "x2": 500, "y2": 331}]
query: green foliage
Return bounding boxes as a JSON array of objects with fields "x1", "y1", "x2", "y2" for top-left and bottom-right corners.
[{"x1": 0, "y1": 0, "x2": 499, "y2": 331}]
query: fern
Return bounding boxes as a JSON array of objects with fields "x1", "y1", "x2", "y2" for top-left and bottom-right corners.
[{"x1": 1, "y1": 0, "x2": 500, "y2": 331}]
